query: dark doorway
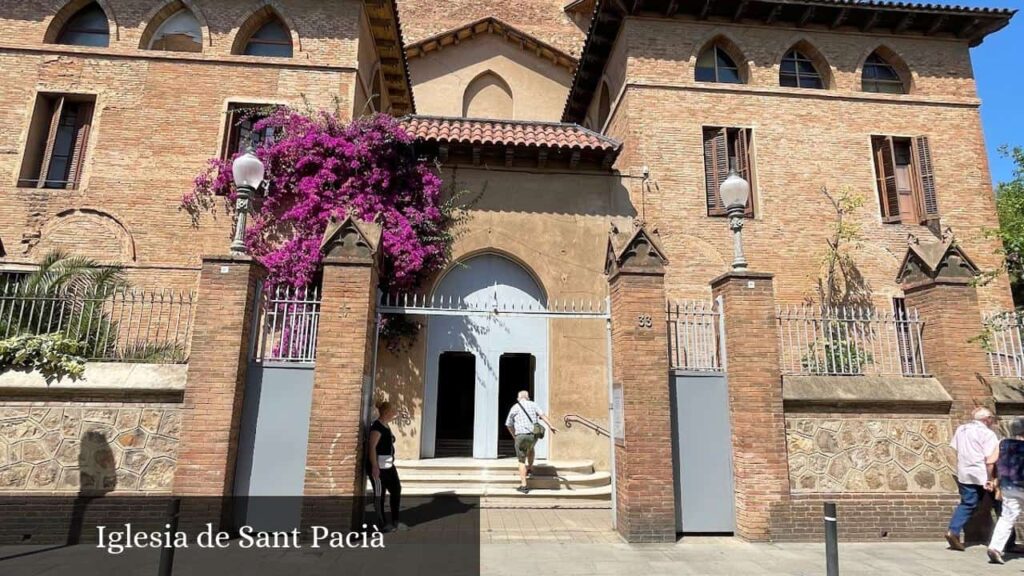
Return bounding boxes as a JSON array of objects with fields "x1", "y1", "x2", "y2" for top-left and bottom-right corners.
[
  {"x1": 497, "y1": 353, "x2": 535, "y2": 457},
  {"x1": 435, "y1": 352, "x2": 476, "y2": 458}
]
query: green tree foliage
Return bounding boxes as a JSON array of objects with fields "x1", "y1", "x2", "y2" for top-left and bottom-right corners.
[
  {"x1": 988, "y1": 146, "x2": 1024, "y2": 303},
  {"x1": 0, "y1": 334, "x2": 85, "y2": 383}
]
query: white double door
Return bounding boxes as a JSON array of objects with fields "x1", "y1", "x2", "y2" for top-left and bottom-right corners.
[{"x1": 423, "y1": 254, "x2": 549, "y2": 459}]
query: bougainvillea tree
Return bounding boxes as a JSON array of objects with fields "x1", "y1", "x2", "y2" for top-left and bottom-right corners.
[{"x1": 183, "y1": 107, "x2": 459, "y2": 296}]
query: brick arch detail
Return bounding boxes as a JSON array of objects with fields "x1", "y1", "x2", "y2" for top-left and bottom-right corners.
[
  {"x1": 854, "y1": 44, "x2": 915, "y2": 95},
  {"x1": 774, "y1": 36, "x2": 835, "y2": 90},
  {"x1": 44, "y1": 0, "x2": 119, "y2": 44},
  {"x1": 228, "y1": 1, "x2": 302, "y2": 55},
  {"x1": 689, "y1": 30, "x2": 752, "y2": 84},
  {"x1": 138, "y1": 0, "x2": 210, "y2": 49},
  {"x1": 31, "y1": 208, "x2": 137, "y2": 263}
]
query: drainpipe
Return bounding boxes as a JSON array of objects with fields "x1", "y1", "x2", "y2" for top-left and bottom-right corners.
[{"x1": 605, "y1": 295, "x2": 617, "y2": 530}]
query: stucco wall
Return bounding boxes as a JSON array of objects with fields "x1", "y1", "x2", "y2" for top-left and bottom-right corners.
[
  {"x1": 408, "y1": 34, "x2": 572, "y2": 121},
  {"x1": 376, "y1": 167, "x2": 632, "y2": 469},
  {"x1": 397, "y1": 0, "x2": 586, "y2": 57}
]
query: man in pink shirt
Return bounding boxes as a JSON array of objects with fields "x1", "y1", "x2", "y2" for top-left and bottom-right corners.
[{"x1": 947, "y1": 407, "x2": 1003, "y2": 551}]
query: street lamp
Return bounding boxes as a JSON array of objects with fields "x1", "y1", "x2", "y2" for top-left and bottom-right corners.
[
  {"x1": 230, "y1": 150, "x2": 265, "y2": 254},
  {"x1": 720, "y1": 163, "x2": 751, "y2": 272}
]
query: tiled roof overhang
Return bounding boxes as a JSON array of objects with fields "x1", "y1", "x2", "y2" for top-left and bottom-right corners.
[
  {"x1": 401, "y1": 115, "x2": 622, "y2": 169},
  {"x1": 405, "y1": 17, "x2": 579, "y2": 72},
  {"x1": 364, "y1": 0, "x2": 415, "y2": 114},
  {"x1": 562, "y1": 0, "x2": 1016, "y2": 123}
]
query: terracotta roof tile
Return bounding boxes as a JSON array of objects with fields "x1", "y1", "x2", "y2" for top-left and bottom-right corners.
[{"x1": 400, "y1": 115, "x2": 621, "y2": 153}]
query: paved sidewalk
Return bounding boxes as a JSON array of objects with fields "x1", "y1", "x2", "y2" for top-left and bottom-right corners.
[{"x1": 482, "y1": 540, "x2": 1015, "y2": 576}]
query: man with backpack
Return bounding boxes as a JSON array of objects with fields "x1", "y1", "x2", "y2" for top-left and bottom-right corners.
[{"x1": 505, "y1": 390, "x2": 558, "y2": 494}]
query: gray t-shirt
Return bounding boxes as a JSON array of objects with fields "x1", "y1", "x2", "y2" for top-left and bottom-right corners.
[{"x1": 506, "y1": 399, "x2": 543, "y2": 436}]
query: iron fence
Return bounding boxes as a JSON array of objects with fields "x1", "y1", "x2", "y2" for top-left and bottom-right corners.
[
  {"x1": 0, "y1": 285, "x2": 195, "y2": 362},
  {"x1": 984, "y1": 311, "x2": 1024, "y2": 378},
  {"x1": 251, "y1": 283, "x2": 321, "y2": 363},
  {"x1": 667, "y1": 299, "x2": 723, "y2": 372},
  {"x1": 777, "y1": 305, "x2": 927, "y2": 377}
]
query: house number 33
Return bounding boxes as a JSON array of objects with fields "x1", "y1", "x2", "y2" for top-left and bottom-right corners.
[{"x1": 637, "y1": 314, "x2": 653, "y2": 328}]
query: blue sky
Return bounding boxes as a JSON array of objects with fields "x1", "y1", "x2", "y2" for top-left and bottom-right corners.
[{"x1": 965, "y1": 0, "x2": 1022, "y2": 186}]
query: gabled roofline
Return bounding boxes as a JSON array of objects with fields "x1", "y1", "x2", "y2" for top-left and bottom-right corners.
[
  {"x1": 562, "y1": 0, "x2": 1015, "y2": 123},
  {"x1": 405, "y1": 16, "x2": 579, "y2": 72},
  {"x1": 364, "y1": 0, "x2": 415, "y2": 115}
]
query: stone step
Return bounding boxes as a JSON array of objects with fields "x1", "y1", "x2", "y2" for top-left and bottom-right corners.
[
  {"x1": 394, "y1": 458, "x2": 596, "y2": 476},
  {"x1": 391, "y1": 471, "x2": 612, "y2": 490},
  {"x1": 395, "y1": 485, "x2": 612, "y2": 500}
]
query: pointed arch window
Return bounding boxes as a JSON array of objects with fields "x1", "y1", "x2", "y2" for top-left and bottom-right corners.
[
  {"x1": 780, "y1": 50, "x2": 824, "y2": 89},
  {"x1": 56, "y1": 2, "x2": 110, "y2": 47},
  {"x1": 148, "y1": 8, "x2": 202, "y2": 52},
  {"x1": 862, "y1": 53, "x2": 906, "y2": 94},
  {"x1": 695, "y1": 45, "x2": 742, "y2": 84},
  {"x1": 463, "y1": 72, "x2": 513, "y2": 119},
  {"x1": 242, "y1": 17, "x2": 293, "y2": 57}
]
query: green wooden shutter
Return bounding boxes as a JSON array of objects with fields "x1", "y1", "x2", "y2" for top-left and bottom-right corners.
[
  {"x1": 913, "y1": 135, "x2": 939, "y2": 221},
  {"x1": 704, "y1": 127, "x2": 728, "y2": 216}
]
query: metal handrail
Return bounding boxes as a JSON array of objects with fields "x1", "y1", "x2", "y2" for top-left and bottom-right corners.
[{"x1": 563, "y1": 414, "x2": 610, "y2": 438}]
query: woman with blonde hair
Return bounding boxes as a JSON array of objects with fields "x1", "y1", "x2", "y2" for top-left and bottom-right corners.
[{"x1": 368, "y1": 400, "x2": 405, "y2": 531}]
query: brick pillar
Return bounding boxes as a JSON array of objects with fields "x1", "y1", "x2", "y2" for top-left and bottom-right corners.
[
  {"x1": 711, "y1": 271, "x2": 789, "y2": 542},
  {"x1": 606, "y1": 222, "x2": 675, "y2": 542},
  {"x1": 898, "y1": 234, "x2": 994, "y2": 542},
  {"x1": 303, "y1": 217, "x2": 381, "y2": 521},
  {"x1": 173, "y1": 255, "x2": 263, "y2": 526},
  {"x1": 898, "y1": 235, "x2": 991, "y2": 421}
]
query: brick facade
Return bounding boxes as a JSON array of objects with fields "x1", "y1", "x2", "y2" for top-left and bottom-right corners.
[
  {"x1": 0, "y1": 0, "x2": 373, "y2": 288},
  {"x1": 712, "y1": 271, "x2": 790, "y2": 541},
  {"x1": 607, "y1": 224, "x2": 676, "y2": 542},
  {"x1": 0, "y1": 0, "x2": 1016, "y2": 546},
  {"x1": 173, "y1": 256, "x2": 261, "y2": 503},
  {"x1": 903, "y1": 280, "x2": 993, "y2": 421}
]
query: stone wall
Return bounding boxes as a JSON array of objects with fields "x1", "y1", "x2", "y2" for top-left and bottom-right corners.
[
  {"x1": 786, "y1": 416, "x2": 955, "y2": 494},
  {"x1": 0, "y1": 362, "x2": 186, "y2": 494},
  {"x1": 0, "y1": 403, "x2": 180, "y2": 493}
]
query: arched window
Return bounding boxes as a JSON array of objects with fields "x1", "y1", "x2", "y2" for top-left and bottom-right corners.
[
  {"x1": 780, "y1": 49, "x2": 825, "y2": 89},
  {"x1": 862, "y1": 52, "x2": 906, "y2": 94},
  {"x1": 56, "y1": 2, "x2": 110, "y2": 47},
  {"x1": 463, "y1": 72, "x2": 513, "y2": 119},
  {"x1": 241, "y1": 16, "x2": 293, "y2": 57},
  {"x1": 695, "y1": 45, "x2": 742, "y2": 84},
  {"x1": 597, "y1": 82, "x2": 611, "y2": 130},
  {"x1": 148, "y1": 8, "x2": 202, "y2": 52}
]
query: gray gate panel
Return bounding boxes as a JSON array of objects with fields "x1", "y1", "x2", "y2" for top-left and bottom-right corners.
[
  {"x1": 671, "y1": 371, "x2": 736, "y2": 533},
  {"x1": 235, "y1": 363, "x2": 315, "y2": 531}
]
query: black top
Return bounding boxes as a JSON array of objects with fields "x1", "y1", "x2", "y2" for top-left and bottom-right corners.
[{"x1": 370, "y1": 419, "x2": 395, "y2": 459}]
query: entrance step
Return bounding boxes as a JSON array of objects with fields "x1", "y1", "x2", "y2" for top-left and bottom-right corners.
[{"x1": 369, "y1": 458, "x2": 611, "y2": 508}]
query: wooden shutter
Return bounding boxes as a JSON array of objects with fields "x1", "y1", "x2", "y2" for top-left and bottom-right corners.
[
  {"x1": 36, "y1": 96, "x2": 65, "y2": 189},
  {"x1": 912, "y1": 135, "x2": 939, "y2": 221},
  {"x1": 735, "y1": 128, "x2": 754, "y2": 217},
  {"x1": 66, "y1": 102, "x2": 93, "y2": 190},
  {"x1": 220, "y1": 107, "x2": 241, "y2": 160},
  {"x1": 872, "y1": 136, "x2": 900, "y2": 222},
  {"x1": 703, "y1": 127, "x2": 728, "y2": 216}
]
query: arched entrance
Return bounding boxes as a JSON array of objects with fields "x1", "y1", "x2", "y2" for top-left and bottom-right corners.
[{"x1": 422, "y1": 253, "x2": 549, "y2": 459}]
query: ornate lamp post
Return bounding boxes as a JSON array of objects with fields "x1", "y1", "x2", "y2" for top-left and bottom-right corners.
[
  {"x1": 720, "y1": 164, "x2": 751, "y2": 272},
  {"x1": 230, "y1": 150, "x2": 265, "y2": 254}
]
